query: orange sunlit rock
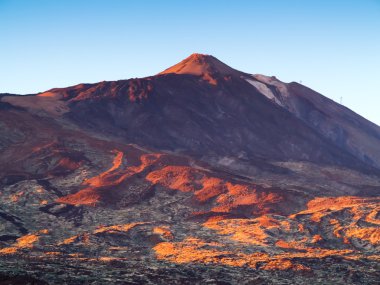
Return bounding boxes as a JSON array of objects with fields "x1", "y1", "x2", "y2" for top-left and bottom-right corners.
[
  {"x1": 311, "y1": 235, "x2": 323, "y2": 243},
  {"x1": 10, "y1": 191, "x2": 24, "y2": 202},
  {"x1": 59, "y1": 223, "x2": 147, "y2": 247},
  {"x1": 153, "y1": 237, "x2": 268, "y2": 268},
  {"x1": 146, "y1": 165, "x2": 282, "y2": 217},
  {"x1": 15, "y1": 234, "x2": 39, "y2": 248},
  {"x1": 153, "y1": 226, "x2": 174, "y2": 240},
  {"x1": 262, "y1": 259, "x2": 311, "y2": 271},
  {"x1": 60, "y1": 235, "x2": 81, "y2": 245},
  {"x1": 366, "y1": 209, "x2": 380, "y2": 225},
  {"x1": 153, "y1": 235, "x2": 359, "y2": 271},
  {"x1": 0, "y1": 247, "x2": 18, "y2": 255},
  {"x1": 0, "y1": 230, "x2": 50, "y2": 254},
  {"x1": 56, "y1": 151, "x2": 162, "y2": 206},
  {"x1": 56, "y1": 150, "x2": 125, "y2": 205},
  {"x1": 203, "y1": 218, "x2": 270, "y2": 246},
  {"x1": 294, "y1": 196, "x2": 380, "y2": 222},
  {"x1": 45, "y1": 251, "x2": 62, "y2": 256},
  {"x1": 275, "y1": 240, "x2": 307, "y2": 250},
  {"x1": 84, "y1": 150, "x2": 124, "y2": 187},
  {"x1": 345, "y1": 227, "x2": 380, "y2": 245},
  {"x1": 94, "y1": 223, "x2": 146, "y2": 234}
]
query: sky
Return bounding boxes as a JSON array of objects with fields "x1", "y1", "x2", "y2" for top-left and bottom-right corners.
[{"x1": 1, "y1": 0, "x2": 379, "y2": 125}]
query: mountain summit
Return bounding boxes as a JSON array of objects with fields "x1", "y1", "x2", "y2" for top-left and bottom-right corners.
[{"x1": 159, "y1": 53, "x2": 244, "y2": 84}]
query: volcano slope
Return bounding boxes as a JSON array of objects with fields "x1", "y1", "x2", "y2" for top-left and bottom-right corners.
[{"x1": 0, "y1": 54, "x2": 379, "y2": 284}]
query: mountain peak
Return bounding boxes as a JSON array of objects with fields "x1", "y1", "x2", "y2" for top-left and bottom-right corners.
[
  {"x1": 186, "y1": 53, "x2": 214, "y2": 61},
  {"x1": 159, "y1": 53, "x2": 243, "y2": 84}
]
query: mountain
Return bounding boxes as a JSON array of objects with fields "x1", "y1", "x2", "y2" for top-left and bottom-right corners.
[
  {"x1": 249, "y1": 74, "x2": 380, "y2": 169},
  {"x1": 0, "y1": 54, "x2": 379, "y2": 284}
]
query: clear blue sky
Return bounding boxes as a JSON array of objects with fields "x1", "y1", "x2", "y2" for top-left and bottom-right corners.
[{"x1": 1, "y1": 0, "x2": 379, "y2": 125}]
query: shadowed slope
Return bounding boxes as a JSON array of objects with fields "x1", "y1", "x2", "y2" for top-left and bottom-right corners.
[{"x1": 248, "y1": 75, "x2": 380, "y2": 169}]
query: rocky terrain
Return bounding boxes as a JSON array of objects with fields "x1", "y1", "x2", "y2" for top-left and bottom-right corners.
[{"x1": 0, "y1": 54, "x2": 379, "y2": 284}]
